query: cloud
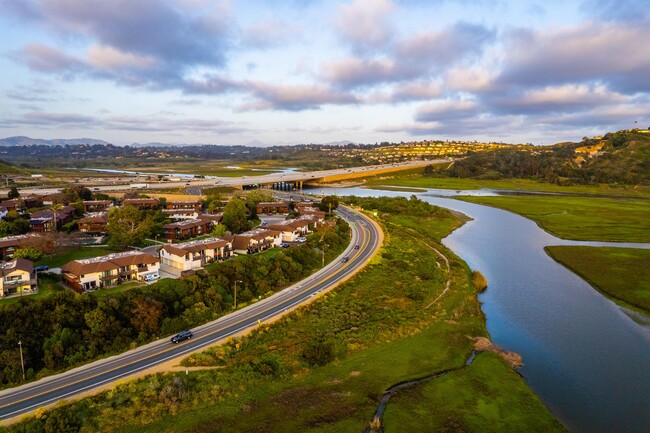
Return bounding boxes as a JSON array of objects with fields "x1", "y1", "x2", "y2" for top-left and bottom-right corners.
[
  {"x1": 334, "y1": 0, "x2": 395, "y2": 53},
  {"x1": 239, "y1": 82, "x2": 358, "y2": 111},
  {"x1": 489, "y1": 84, "x2": 628, "y2": 115},
  {"x1": 11, "y1": 44, "x2": 85, "y2": 74},
  {"x1": 241, "y1": 18, "x2": 295, "y2": 49},
  {"x1": 580, "y1": 0, "x2": 649, "y2": 22},
  {"x1": 498, "y1": 21, "x2": 650, "y2": 93},
  {"x1": 322, "y1": 21, "x2": 495, "y2": 89},
  {"x1": 0, "y1": 110, "x2": 253, "y2": 135},
  {"x1": 396, "y1": 22, "x2": 495, "y2": 67},
  {"x1": 415, "y1": 100, "x2": 480, "y2": 122},
  {"x1": 2, "y1": 0, "x2": 232, "y2": 88}
]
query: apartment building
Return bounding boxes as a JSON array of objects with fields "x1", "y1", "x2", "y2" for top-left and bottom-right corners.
[
  {"x1": 1, "y1": 258, "x2": 37, "y2": 298},
  {"x1": 160, "y1": 237, "x2": 232, "y2": 272}
]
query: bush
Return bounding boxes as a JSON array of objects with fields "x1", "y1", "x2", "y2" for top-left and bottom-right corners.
[
  {"x1": 301, "y1": 338, "x2": 336, "y2": 366},
  {"x1": 472, "y1": 270, "x2": 488, "y2": 292}
]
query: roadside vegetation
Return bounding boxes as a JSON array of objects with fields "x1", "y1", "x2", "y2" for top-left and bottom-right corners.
[
  {"x1": 0, "y1": 220, "x2": 349, "y2": 389},
  {"x1": 456, "y1": 195, "x2": 650, "y2": 242},
  {"x1": 1, "y1": 197, "x2": 565, "y2": 433},
  {"x1": 545, "y1": 246, "x2": 650, "y2": 314}
]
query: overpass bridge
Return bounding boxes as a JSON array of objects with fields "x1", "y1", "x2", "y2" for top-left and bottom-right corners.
[
  {"x1": 210, "y1": 159, "x2": 443, "y2": 193},
  {"x1": 5, "y1": 159, "x2": 445, "y2": 197}
]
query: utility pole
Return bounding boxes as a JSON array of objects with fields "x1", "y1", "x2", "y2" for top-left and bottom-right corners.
[
  {"x1": 18, "y1": 341, "x2": 25, "y2": 381},
  {"x1": 234, "y1": 280, "x2": 243, "y2": 309}
]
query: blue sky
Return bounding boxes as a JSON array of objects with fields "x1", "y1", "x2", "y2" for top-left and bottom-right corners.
[{"x1": 0, "y1": 0, "x2": 648, "y2": 146}]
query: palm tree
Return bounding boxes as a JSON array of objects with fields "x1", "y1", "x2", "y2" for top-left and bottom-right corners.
[{"x1": 51, "y1": 203, "x2": 64, "y2": 232}]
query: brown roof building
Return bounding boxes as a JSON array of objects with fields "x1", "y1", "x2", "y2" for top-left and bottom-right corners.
[
  {"x1": 122, "y1": 198, "x2": 160, "y2": 210},
  {"x1": 61, "y1": 251, "x2": 160, "y2": 292},
  {"x1": 256, "y1": 202, "x2": 289, "y2": 215},
  {"x1": 78, "y1": 212, "x2": 108, "y2": 233}
]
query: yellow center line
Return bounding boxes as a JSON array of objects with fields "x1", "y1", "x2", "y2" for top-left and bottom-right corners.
[{"x1": 1, "y1": 211, "x2": 378, "y2": 412}]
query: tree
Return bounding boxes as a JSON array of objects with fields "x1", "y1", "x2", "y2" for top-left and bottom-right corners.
[
  {"x1": 212, "y1": 223, "x2": 227, "y2": 237},
  {"x1": 222, "y1": 198, "x2": 249, "y2": 234},
  {"x1": 106, "y1": 205, "x2": 153, "y2": 248},
  {"x1": 13, "y1": 247, "x2": 44, "y2": 262},
  {"x1": 7, "y1": 186, "x2": 19, "y2": 199},
  {"x1": 318, "y1": 196, "x2": 339, "y2": 214},
  {"x1": 51, "y1": 203, "x2": 64, "y2": 232}
]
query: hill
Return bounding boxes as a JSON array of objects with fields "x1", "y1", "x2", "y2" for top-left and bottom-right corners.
[
  {"x1": 0, "y1": 159, "x2": 28, "y2": 175},
  {"x1": 444, "y1": 130, "x2": 650, "y2": 186},
  {"x1": 0, "y1": 136, "x2": 111, "y2": 146}
]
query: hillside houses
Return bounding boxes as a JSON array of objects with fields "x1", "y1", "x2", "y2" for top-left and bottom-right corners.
[
  {"x1": 160, "y1": 237, "x2": 232, "y2": 273},
  {"x1": 1, "y1": 258, "x2": 37, "y2": 298},
  {"x1": 61, "y1": 251, "x2": 160, "y2": 292}
]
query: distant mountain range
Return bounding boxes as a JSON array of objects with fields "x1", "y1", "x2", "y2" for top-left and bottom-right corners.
[
  {"x1": 0, "y1": 136, "x2": 358, "y2": 148},
  {"x1": 0, "y1": 136, "x2": 111, "y2": 146}
]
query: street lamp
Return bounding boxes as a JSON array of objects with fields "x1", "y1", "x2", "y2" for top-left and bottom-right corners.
[
  {"x1": 321, "y1": 244, "x2": 329, "y2": 268},
  {"x1": 234, "y1": 280, "x2": 243, "y2": 309},
  {"x1": 18, "y1": 341, "x2": 25, "y2": 381}
]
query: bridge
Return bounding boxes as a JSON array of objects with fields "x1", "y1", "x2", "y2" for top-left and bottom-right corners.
[{"x1": 4, "y1": 159, "x2": 444, "y2": 197}]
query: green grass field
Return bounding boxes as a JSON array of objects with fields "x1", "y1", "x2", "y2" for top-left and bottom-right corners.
[
  {"x1": 360, "y1": 169, "x2": 650, "y2": 197},
  {"x1": 0, "y1": 275, "x2": 65, "y2": 307},
  {"x1": 36, "y1": 246, "x2": 117, "y2": 268},
  {"x1": 457, "y1": 195, "x2": 650, "y2": 242},
  {"x1": 383, "y1": 351, "x2": 565, "y2": 433},
  {"x1": 1, "y1": 198, "x2": 565, "y2": 433},
  {"x1": 545, "y1": 246, "x2": 650, "y2": 313}
]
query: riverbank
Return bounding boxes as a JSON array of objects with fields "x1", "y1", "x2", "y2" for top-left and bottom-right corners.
[
  {"x1": 545, "y1": 246, "x2": 650, "y2": 314},
  {"x1": 0, "y1": 196, "x2": 565, "y2": 433}
]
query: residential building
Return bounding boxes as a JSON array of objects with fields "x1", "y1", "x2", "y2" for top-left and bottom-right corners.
[
  {"x1": 0, "y1": 196, "x2": 42, "y2": 212},
  {"x1": 0, "y1": 206, "x2": 7, "y2": 221},
  {"x1": 78, "y1": 212, "x2": 108, "y2": 233},
  {"x1": 28, "y1": 206, "x2": 75, "y2": 232},
  {"x1": 226, "y1": 228, "x2": 282, "y2": 254},
  {"x1": 0, "y1": 235, "x2": 35, "y2": 260},
  {"x1": 267, "y1": 219, "x2": 310, "y2": 242},
  {"x1": 163, "y1": 217, "x2": 215, "y2": 241},
  {"x1": 82, "y1": 200, "x2": 112, "y2": 213},
  {"x1": 122, "y1": 198, "x2": 159, "y2": 210},
  {"x1": 1, "y1": 258, "x2": 37, "y2": 298},
  {"x1": 256, "y1": 202, "x2": 289, "y2": 215},
  {"x1": 61, "y1": 251, "x2": 160, "y2": 292},
  {"x1": 160, "y1": 237, "x2": 232, "y2": 272}
]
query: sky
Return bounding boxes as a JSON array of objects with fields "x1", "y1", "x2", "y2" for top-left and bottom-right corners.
[{"x1": 0, "y1": 0, "x2": 648, "y2": 146}]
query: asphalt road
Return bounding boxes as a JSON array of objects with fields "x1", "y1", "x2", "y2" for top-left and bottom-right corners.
[{"x1": 0, "y1": 205, "x2": 382, "y2": 421}]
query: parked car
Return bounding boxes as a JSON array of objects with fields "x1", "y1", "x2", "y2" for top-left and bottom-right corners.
[
  {"x1": 171, "y1": 330, "x2": 193, "y2": 343},
  {"x1": 281, "y1": 243, "x2": 290, "y2": 248},
  {"x1": 34, "y1": 265, "x2": 49, "y2": 272}
]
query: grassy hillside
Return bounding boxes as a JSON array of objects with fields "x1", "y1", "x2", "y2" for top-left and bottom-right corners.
[
  {"x1": 0, "y1": 159, "x2": 28, "y2": 175},
  {"x1": 443, "y1": 130, "x2": 650, "y2": 186}
]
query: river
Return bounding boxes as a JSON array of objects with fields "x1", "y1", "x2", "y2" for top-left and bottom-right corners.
[{"x1": 313, "y1": 186, "x2": 650, "y2": 433}]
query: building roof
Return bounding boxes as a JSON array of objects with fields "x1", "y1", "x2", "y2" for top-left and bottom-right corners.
[
  {"x1": 83, "y1": 200, "x2": 112, "y2": 205},
  {"x1": 162, "y1": 237, "x2": 231, "y2": 257},
  {"x1": 61, "y1": 251, "x2": 159, "y2": 276},
  {"x1": 78, "y1": 212, "x2": 108, "y2": 223},
  {"x1": 0, "y1": 235, "x2": 30, "y2": 248},
  {"x1": 123, "y1": 198, "x2": 159, "y2": 205},
  {"x1": 163, "y1": 218, "x2": 210, "y2": 230},
  {"x1": 1, "y1": 258, "x2": 33, "y2": 275}
]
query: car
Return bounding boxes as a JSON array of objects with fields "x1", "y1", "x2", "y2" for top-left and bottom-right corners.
[
  {"x1": 341, "y1": 257, "x2": 349, "y2": 263},
  {"x1": 93, "y1": 187, "x2": 100, "y2": 191},
  {"x1": 171, "y1": 330, "x2": 193, "y2": 344},
  {"x1": 34, "y1": 265, "x2": 49, "y2": 272},
  {"x1": 354, "y1": 245, "x2": 360, "y2": 250},
  {"x1": 281, "y1": 242, "x2": 290, "y2": 248}
]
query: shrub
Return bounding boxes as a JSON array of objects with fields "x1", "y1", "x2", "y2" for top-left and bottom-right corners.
[{"x1": 472, "y1": 270, "x2": 488, "y2": 292}]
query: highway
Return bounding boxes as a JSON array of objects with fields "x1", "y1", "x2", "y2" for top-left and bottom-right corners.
[
  {"x1": 3, "y1": 159, "x2": 441, "y2": 196},
  {"x1": 0, "y1": 205, "x2": 382, "y2": 422}
]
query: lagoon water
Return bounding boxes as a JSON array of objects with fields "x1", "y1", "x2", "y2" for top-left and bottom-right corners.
[{"x1": 315, "y1": 186, "x2": 650, "y2": 433}]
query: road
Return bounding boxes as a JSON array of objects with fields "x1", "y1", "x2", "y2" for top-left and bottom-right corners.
[
  {"x1": 4, "y1": 159, "x2": 442, "y2": 196},
  {"x1": 0, "y1": 205, "x2": 382, "y2": 422}
]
